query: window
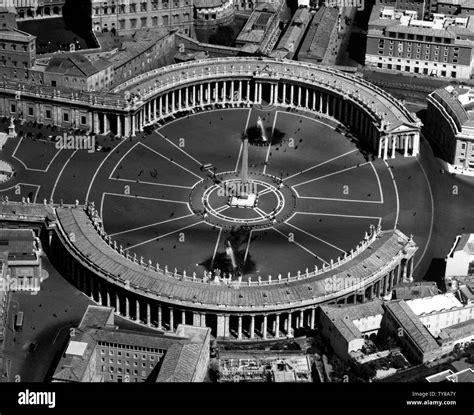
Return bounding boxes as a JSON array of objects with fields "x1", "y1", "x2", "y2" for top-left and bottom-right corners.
[
  {"x1": 28, "y1": 107, "x2": 33, "y2": 116},
  {"x1": 45, "y1": 109, "x2": 51, "y2": 119}
]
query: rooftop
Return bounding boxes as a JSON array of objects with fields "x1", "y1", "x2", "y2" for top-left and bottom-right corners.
[
  {"x1": 430, "y1": 87, "x2": 474, "y2": 132},
  {"x1": 0, "y1": 28, "x2": 34, "y2": 42},
  {"x1": 406, "y1": 293, "x2": 463, "y2": 316},
  {"x1": 369, "y1": 5, "x2": 474, "y2": 38},
  {"x1": 320, "y1": 300, "x2": 385, "y2": 342},
  {"x1": 383, "y1": 300, "x2": 440, "y2": 353},
  {"x1": 0, "y1": 229, "x2": 37, "y2": 258},
  {"x1": 297, "y1": 6, "x2": 339, "y2": 62},
  {"x1": 53, "y1": 306, "x2": 209, "y2": 383},
  {"x1": 392, "y1": 281, "x2": 440, "y2": 300},
  {"x1": 438, "y1": 318, "x2": 474, "y2": 342},
  {"x1": 46, "y1": 54, "x2": 112, "y2": 78},
  {"x1": 236, "y1": 3, "x2": 278, "y2": 45}
]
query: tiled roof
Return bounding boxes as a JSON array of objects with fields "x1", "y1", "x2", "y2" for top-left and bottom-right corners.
[
  {"x1": 438, "y1": 318, "x2": 474, "y2": 342},
  {"x1": 79, "y1": 305, "x2": 114, "y2": 329},
  {"x1": 297, "y1": 6, "x2": 338, "y2": 62},
  {"x1": 383, "y1": 300, "x2": 439, "y2": 353},
  {"x1": 0, "y1": 28, "x2": 34, "y2": 42},
  {"x1": 156, "y1": 342, "x2": 203, "y2": 382},
  {"x1": 320, "y1": 300, "x2": 385, "y2": 342},
  {"x1": 393, "y1": 282, "x2": 439, "y2": 300},
  {"x1": 46, "y1": 54, "x2": 110, "y2": 78}
]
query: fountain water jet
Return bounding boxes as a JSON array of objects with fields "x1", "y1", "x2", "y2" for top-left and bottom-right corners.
[
  {"x1": 257, "y1": 116, "x2": 268, "y2": 142},
  {"x1": 225, "y1": 240, "x2": 238, "y2": 269}
]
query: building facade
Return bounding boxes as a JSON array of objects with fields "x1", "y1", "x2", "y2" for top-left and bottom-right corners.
[
  {"x1": 3, "y1": 0, "x2": 64, "y2": 19},
  {"x1": 0, "y1": 58, "x2": 422, "y2": 157},
  {"x1": 425, "y1": 85, "x2": 474, "y2": 174},
  {"x1": 42, "y1": 54, "x2": 114, "y2": 92},
  {"x1": 366, "y1": 5, "x2": 474, "y2": 79},
  {"x1": 91, "y1": 0, "x2": 194, "y2": 37},
  {"x1": 0, "y1": 27, "x2": 35, "y2": 81},
  {"x1": 52, "y1": 305, "x2": 210, "y2": 382},
  {"x1": 193, "y1": 0, "x2": 234, "y2": 28}
]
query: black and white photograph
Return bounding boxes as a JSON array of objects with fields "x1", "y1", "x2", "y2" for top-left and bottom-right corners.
[{"x1": 0, "y1": 0, "x2": 473, "y2": 411}]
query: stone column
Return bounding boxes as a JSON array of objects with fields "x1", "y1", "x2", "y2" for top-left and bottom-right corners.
[
  {"x1": 299, "y1": 310, "x2": 304, "y2": 328},
  {"x1": 158, "y1": 305, "x2": 162, "y2": 329},
  {"x1": 223, "y1": 81, "x2": 227, "y2": 104},
  {"x1": 115, "y1": 292, "x2": 120, "y2": 314},
  {"x1": 250, "y1": 315, "x2": 255, "y2": 339},
  {"x1": 171, "y1": 91, "x2": 175, "y2": 113},
  {"x1": 270, "y1": 83, "x2": 274, "y2": 105},
  {"x1": 283, "y1": 83, "x2": 287, "y2": 104},
  {"x1": 93, "y1": 112, "x2": 100, "y2": 134},
  {"x1": 412, "y1": 134, "x2": 420, "y2": 157},
  {"x1": 275, "y1": 314, "x2": 280, "y2": 338},
  {"x1": 217, "y1": 315, "x2": 225, "y2": 337},
  {"x1": 125, "y1": 297, "x2": 130, "y2": 318},
  {"x1": 391, "y1": 136, "x2": 397, "y2": 158},
  {"x1": 207, "y1": 83, "x2": 211, "y2": 104},
  {"x1": 130, "y1": 115, "x2": 135, "y2": 137},
  {"x1": 238, "y1": 315, "x2": 243, "y2": 340},
  {"x1": 178, "y1": 88, "x2": 182, "y2": 110},
  {"x1": 310, "y1": 308, "x2": 315, "y2": 330},
  {"x1": 116, "y1": 115, "x2": 122, "y2": 137},
  {"x1": 181, "y1": 310, "x2": 186, "y2": 324},
  {"x1": 254, "y1": 82, "x2": 258, "y2": 103},
  {"x1": 135, "y1": 300, "x2": 139, "y2": 322},
  {"x1": 286, "y1": 312, "x2": 292, "y2": 335},
  {"x1": 298, "y1": 86, "x2": 301, "y2": 107},
  {"x1": 185, "y1": 87, "x2": 189, "y2": 110},
  {"x1": 262, "y1": 315, "x2": 267, "y2": 339},
  {"x1": 383, "y1": 136, "x2": 389, "y2": 160},
  {"x1": 404, "y1": 134, "x2": 409, "y2": 157},
  {"x1": 165, "y1": 94, "x2": 169, "y2": 115},
  {"x1": 290, "y1": 84, "x2": 294, "y2": 106},
  {"x1": 169, "y1": 308, "x2": 174, "y2": 331},
  {"x1": 224, "y1": 315, "x2": 230, "y2": 338},
  {"x1": 200, "y1": 84, "x2": 204, "y2": 107},
  {"x1": 146, "y1": 303, "x2": 151, "y2": 326},
  {"x1": 153, "y1": 98, "x2": 157, "y2": 121}
]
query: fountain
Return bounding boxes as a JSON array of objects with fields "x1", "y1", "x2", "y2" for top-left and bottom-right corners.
[
  {"x1": 257, "y1": 116, "x2": 268, "y2": 142},
  {"x1": 225, "y1": 240, "x2": 238, "y2": 270}
]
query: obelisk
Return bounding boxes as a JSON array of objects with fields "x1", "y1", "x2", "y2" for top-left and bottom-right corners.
[{"x1": 240, "y1": 137, "x2": 249, "y2": 197}]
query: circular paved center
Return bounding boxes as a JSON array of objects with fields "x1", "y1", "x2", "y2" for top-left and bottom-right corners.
[{"x1": 189, "y1": 171, "x2": 297, "y2": 229}]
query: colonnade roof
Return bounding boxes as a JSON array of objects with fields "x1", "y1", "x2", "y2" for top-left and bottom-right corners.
[
  {"x1": 53, "y1": 206, "x2": 415, "y2": 312},
  {"x1": 113, "y1": 57, "x2": 421, "y2": 133}
]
